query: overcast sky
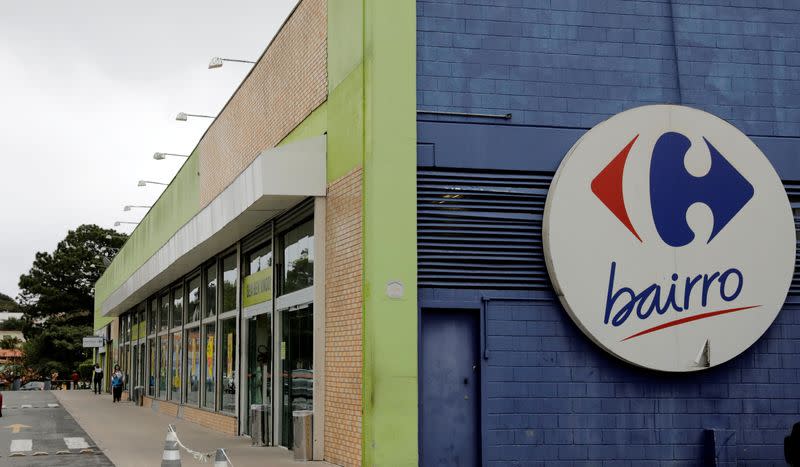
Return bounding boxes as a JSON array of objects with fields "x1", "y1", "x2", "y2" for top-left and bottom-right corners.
[{"x1": 0, "y1": 0, "x2": 298, "y2": 299}]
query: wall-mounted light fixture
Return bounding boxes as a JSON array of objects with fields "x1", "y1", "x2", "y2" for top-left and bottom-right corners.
[
  {"x1": 153, "y1": 152, "x2": 189, "y2": 160},
  {"x1": 208, "y1": 57, "x2": 256, "y2": 69},
  {"x1": 175, "y1": 112, "x2": 216, "y2": 122},
  {"x1": 123, "y1": 205, "x2": 152, "y2": 212},
  {"x1": 138, "y1": 180, "x2": 168, "y2": 187}
]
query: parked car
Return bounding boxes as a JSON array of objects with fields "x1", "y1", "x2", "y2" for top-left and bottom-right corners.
[{"x1": 20, "y1": 381, "x2": 45, "y2": 391}]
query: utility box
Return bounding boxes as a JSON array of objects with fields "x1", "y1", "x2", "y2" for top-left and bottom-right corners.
[
  {"x1": 293, "y1": 410, "x2": 313, "y2": 461},
  {"x1": 250, "y1": 404, "x2": 267, "y2": 446}
]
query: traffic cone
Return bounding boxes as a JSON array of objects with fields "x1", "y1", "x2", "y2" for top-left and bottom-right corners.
[
  {"x1": 161, "y1": 425, "x2": 181, "y2": 466},
  {"x1": 213, "y1": 448, "x2": 228, "y2": 467}
]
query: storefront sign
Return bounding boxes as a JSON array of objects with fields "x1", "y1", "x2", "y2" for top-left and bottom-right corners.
[
  {"x1": 242, "y1": 268, "x2": 273, "y2": 308},
  {"x1": 543, "y1": 105, "x2": 795, "y2": 372},
  {"x1": 82, "y1": 336, "x2": 105, "y2": 348}
]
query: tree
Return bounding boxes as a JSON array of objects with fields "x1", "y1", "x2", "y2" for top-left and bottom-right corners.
[
  {"x1": 0, "y1": 318, "x2": 24, "y2": 331},
  {"x1": 0, "y1": 293, "x2": 16, "y2": 312},
  {"x1": 17, "y1": 224, "x2": 127, "y2": 377},
  {"x1": 21, "y1": 321, "x2": 88, "y2": 376},
  {"x1": 18, "y1": 225, "x2": 126, "y2": 328},
  {"x1": 0, "y1": 335, "x2": 21, "y2": 349}
]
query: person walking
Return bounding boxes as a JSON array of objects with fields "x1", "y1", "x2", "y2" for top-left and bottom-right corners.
[
  {"x1": 111, "y1": 365, "x2": 124, "y2": 403},
  {"x1": 92, "y1": 363, "x2": 103, "y2": 394},
  {"x1": 70, "y1": 370, "x2": 80, "y2": 390}
]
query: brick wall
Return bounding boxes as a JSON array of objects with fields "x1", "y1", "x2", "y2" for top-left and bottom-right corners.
[
  {"x1": 156, "y1": 398, "x2": 179, "y2": 418},
  {"x1": 417, "y1": 287, "x2": 800, "y2": 465},
  {"x1": 417, "y1": 0, "x2": 800, "y2": 136},
  {"x1": 182, "y1": 405, "x2": 238, "y2": 436},
  {"x1": 324, "y1": 168, "x2": 363, "y2": 467},
  {"x1": 143, "y1": 397, "x2": 237, "y2": 436},
  {"x1": 198, "y1": 0, "x2": 327, "y2": 207}
]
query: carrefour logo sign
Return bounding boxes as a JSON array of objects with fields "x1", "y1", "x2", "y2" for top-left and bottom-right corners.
[{"x1": 543, "y1": 105, "x2": 795, "y2": 372}]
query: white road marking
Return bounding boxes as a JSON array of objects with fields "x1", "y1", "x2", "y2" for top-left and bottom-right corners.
[
  {"x1": 10, "y1": 439, "x2": 32, "y2": 452},
  {"x1": 64, "y1": 437, "x2": 89, "y2": 449},
  {"x1": 47, "y1": 403, "x2": 59, "y2": 408},
  {"x1": 20, "y1": 404, "x2": 31, "y2": 409}
]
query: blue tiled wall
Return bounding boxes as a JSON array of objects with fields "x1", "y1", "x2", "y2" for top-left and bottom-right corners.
[
  {"x1": 420, "y1": 288, "x2": 800, "y2": 466},
  {"x1": 417, "y1": 1, "x2": 800, "y2": 465},
  {"x1": 417, "y1": 0, "x2": 800, "y2": 136}
]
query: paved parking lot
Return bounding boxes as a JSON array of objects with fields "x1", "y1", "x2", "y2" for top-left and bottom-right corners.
[{"x1": 0, "y1": 390, "x2": 112, "y2": 466}]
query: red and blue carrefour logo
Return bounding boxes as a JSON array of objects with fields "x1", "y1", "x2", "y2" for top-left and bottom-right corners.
[
  {"x1": 543, "y1": 105, "x2": 795, "y2": 372},
  {"x1": 591, "y1": 131, "x2": 759, "y2": 342},
  {"x1": 591, "y1": 132, "x2": 754, "y2": 247}
]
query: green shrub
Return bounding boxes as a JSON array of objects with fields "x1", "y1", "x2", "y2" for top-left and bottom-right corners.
[{"x1": 78, "y1": 361, "x2": 94, "y2": 381}]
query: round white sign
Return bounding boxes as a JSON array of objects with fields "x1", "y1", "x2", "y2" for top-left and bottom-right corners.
[{"x1": 543, "y1": 105, "x2": 795, "y2": 372}]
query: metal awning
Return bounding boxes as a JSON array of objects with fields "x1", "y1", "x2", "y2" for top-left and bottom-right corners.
[{"x1": 100, "y1": 136, "x2": 326, "y2": 317}]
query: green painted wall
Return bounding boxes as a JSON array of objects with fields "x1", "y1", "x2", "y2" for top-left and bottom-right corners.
[
  {"x1": 327, "y1": 0, "x2": 364, "y2": 183},
  {"x1": 94, "y1": 153, "x2": 200, "y2": 330},
  {"x1": 328, "y1": 0, "x2": 417, "y2": 463},
  {"x1": 278, "y1": 102, "x2": 328, "y2": 147},
  {"x1": 362, "y1": 1, "x2": 418, "y2": 465}
]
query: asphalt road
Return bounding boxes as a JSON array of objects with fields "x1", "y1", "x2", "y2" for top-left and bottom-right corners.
[{"x1": 0, "y1": 390, "x2": 113, "y2": 467}]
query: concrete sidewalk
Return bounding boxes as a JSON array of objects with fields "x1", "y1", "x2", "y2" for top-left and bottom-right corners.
[{"x1": 53, "y1": 390, "x2": 335, "y2": 467}]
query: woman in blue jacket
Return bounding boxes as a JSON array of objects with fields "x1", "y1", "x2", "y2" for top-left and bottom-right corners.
[{"x1": 111, "y1": 365, "x2": 124, "y2": 403}]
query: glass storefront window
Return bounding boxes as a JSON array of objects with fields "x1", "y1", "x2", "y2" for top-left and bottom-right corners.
[
  {"x1": 171, "y1": 333, "x2": 182, "y2": 402},
  {"x1": 148, "y1": 299, "x2": 157, "y2": 334},
  {"x1": 205, "y1": 264, "x2": 217, "y2": 319},
  {"x1": 185, "y1": 327, "x2": 200, "y2": 406},
  {"x1": 147, "y1": 299, "x2": 158, "y2": 334},
  {"x1": 158, "y1": 336, "x2": 168, "y2": 399},
  {"x1": 281, "y1": 219, "x2": 314, "y2": 295},
  {"x1": 222, "y1": 254, "x2": 237, "y2": 313},
  {"x1": 120, "y1": 344, "x2": 128, "y2": 379},
  {"x1": 148, "y1": 338, "x2": 156, "y2": 397},
  {"x1": 159, "y1": 294, "x2": 169, "y2": 332},
  {"x1": 203, "y1": 323, "x2": 216, "y2": 410},
  {"x1": 131, "y1": 344, "x2": 139, "y2": 390},
  {"x1": 172, "y1": 286, "x2": 184, "y2": 328},
  {"x1": 137, "y1": 305, "x2": 146, "y2": 339},
  {"x1": 187, "y1": 276, "x2": 201, "y2": 323},
  {"x1": 220, "y1": 318, "x2": 236, "y2": 413},
  {"x1": 248, "y1": 244, "x2": 272, "y2": 274}
]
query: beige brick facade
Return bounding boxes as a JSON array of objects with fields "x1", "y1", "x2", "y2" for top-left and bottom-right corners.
[
  {"x1": 198, "y1": 0, "x2": 327, "y2": 207},
  {"x1": 324, "y1": 168, "x2": 363, "y2": 467},
  {"x1": 142, "y1": 397, "x2": 237, "y2": 436},
  {"x1": 182, "y1": 405, "x2": 238, "y2": 435}
]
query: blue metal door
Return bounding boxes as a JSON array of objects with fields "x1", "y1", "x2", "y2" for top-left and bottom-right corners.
[{"x1": 421, "y1": 309, "x2": 481, "y2": 467}]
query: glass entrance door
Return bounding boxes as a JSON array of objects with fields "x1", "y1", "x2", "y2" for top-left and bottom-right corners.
[
  {"x1": 245, "y1": 313, "x2": 272, "y2": 442},
  {"x1": 280, "y1": 305, "x2": 313, "y2": 448}
]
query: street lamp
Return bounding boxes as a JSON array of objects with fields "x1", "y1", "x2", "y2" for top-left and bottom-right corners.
[
  {"x1": 153, "y1": 152, "x2": 189, "y2": 160},
  {"x1": 138, "y1": 180, "x2": 168, "y2": 187},
  {"x1": 208, "y1": 57, "x2": 256, "y2": 69},
  {"x1": 175, "y1": 112, "x2": 216, "y2": 122},
  {"x1": 123, "y1": 205, "x2": 152, "y2": 211},
  {"x1": 114, "y1": 221, "x2": 139, "y2": 227}
]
